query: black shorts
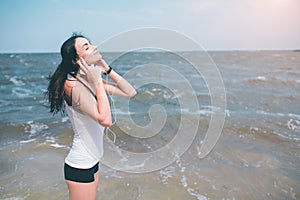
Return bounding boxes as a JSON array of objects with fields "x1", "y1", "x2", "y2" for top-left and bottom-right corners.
[{"x1": 64, "y1": 162, "x2": 99, "y2": 183}]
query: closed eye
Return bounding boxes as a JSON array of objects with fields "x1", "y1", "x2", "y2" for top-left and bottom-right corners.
[{"x1": 82, "y1": 42, "x2": 90, "y2": 51}]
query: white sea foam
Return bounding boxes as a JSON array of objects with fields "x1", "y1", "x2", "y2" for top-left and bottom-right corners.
[
  {"x1": 181, "y1": 175, "x2": 188, "y2": 187},
  {"x1": 159, "y1": 166, "x2": 175, "y2": 185},
  {"x1": 257, "y1": 110, "x2": 300, "y2": 120},
  {"x1": 287, "y1": 113, "x2": 300, "y2": 120},
  {"x1": 187, "y1": 188, "x2": 208, "y2": 200},
  {"x1": 118, "y1": 159, "x2": 147, "y2": 171},
  {"x1": 163, "y1": 92, "x2": 176, "y2": 99},
  {"x1": 0, "y1": 99, "x2": 11, "y2": 107},
  {"x1": 251, "y1": 118, "x2": 300, "y2": 141},
  {"x1": 181, "y1": 108, "x2": 213, "y2": 116},
  {"x1": 50, "y1": 143, "x2": 69, "y2": 149},
  {"x1": 145, "y1": 90, "x2": 156, "y2": 96},
  {"x1": 256, "y1": 76, "x2": 267, "y2": 81},
  {"x1": 45, "y1": 136, "x2": 69, "y2": 149},
  {"x1": 9, "y1": 76, "x2": 25, "y2": 86},
  {"x1": 19, "y1": 138, "x2": 36, "y2": 144},
  {"x1": 61, "y1": 117, "x2": 69, "y2": 123},
  {"x1": 45, "y1": 136, "x2": 56, "y2": 143},
  {"x1": 244, "y1": 76, "x2": 267, "y2": 82},
  {"x1": 287, "y1": 119, "x2": 300, "y2": 132},
  {"x1": 24, "y1": 121, "x2": 49, "y2": 136},
  {"x1": 12, "y1": 87, "x2": 32, "y2": 97},
  {"x1": 181, "y1": 106, "x2": 231, "y2": 117},
  {"x1": 175, "y1": 157, "x2": 208, "y2": 200}
]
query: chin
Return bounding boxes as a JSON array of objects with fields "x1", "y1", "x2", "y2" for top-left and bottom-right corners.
[{"x1": 87, "y1": 58, "x2": 100, "y2": 65}]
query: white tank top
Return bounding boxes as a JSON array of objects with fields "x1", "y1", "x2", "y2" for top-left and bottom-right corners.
[{"x1": 65, "y1": 104, "x2": 105, "y2": 169}]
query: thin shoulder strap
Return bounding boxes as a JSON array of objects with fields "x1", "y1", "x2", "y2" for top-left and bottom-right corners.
[{"x1": 69, "y1": 73, "x2": 97, "y2": 101}]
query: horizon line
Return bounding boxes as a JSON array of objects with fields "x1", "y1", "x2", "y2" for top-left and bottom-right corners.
[{"x1": 0, "y1": 49, "x2": 300, "y2": 54}]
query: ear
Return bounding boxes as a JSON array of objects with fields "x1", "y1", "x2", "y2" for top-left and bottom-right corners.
[{"x1": 72, "y1": 57, "x2": 79, "y2": 65}]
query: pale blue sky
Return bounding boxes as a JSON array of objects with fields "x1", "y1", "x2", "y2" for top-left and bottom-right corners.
[{"x1": 1, "y1": 0, "x2": 299, "y2": 52}]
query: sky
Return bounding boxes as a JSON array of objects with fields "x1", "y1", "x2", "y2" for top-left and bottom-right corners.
[{"x1": 0, "y1": 0, "x2": 299, "y2": 53}]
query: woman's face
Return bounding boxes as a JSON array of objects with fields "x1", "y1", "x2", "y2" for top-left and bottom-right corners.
[{"x1": 75, "y1": 37, "x2": 102, "y2": 65}]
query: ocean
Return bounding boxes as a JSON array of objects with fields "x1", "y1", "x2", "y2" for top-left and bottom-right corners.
[{"x1": 0, "y1": 51, "x2": 299, "y2": 199}]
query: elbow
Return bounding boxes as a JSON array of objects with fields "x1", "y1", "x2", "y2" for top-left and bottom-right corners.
[
  {"x1": 128, "y1": 89, "x2": 137, "y2": 98},
  {"x1": 99, "y1": 119, "x2": 112, "y2": 127},
  {"x1": 97, "y1": 116, "x2": 113, "y2": 127},
  {"x1": 102, "y1": 121, "x2": 113, "y2": 127}
]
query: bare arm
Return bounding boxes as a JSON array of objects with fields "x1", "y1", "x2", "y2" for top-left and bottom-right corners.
[
  {"x1": 93, "y1": 79, "x2": 112, "y2": 127},
  {"x1": 74, "y1": 57, "x2": 112, "y2": 127},
  {"x1": 98, "y1": 59, "x2": 137, "y2": 98}
]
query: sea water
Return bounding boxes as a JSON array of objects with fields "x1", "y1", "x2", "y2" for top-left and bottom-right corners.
[{"x1": 0, "y1": 51, "x2": 299, "y2": 199}]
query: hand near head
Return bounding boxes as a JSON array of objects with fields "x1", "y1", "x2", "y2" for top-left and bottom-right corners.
[
  {"x1": 76, "y1": 57, "x2": 102, "y2": 86},
  {"x1": 96, "y1": 58, "x2": 110, "y2": 72}
]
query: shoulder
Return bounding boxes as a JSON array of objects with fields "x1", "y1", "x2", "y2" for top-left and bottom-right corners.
[
  {"x1": 64, "y1": 78, "x2": 77, "y2": 96},
  {"x1": 65, "y1": 77, "x2": 77, "y2": 87}
]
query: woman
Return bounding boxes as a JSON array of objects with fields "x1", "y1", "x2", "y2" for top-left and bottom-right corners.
[{"x1": 46, "y1": 33, "x2": 136, "y2": 199}]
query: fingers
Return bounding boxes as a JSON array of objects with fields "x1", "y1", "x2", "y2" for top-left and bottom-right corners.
[
  {"x1": 80, "y1": 57, "x2": 89, "y2": 67},
  {"x1": 76, "y1": 57, "x2": 99, "y2": 75},
  {"x1": 76, "y1": 57, "x2": 88, "y2": 73}
]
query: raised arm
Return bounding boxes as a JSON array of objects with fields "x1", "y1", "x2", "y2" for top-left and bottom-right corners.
[
  {"x1": 97, "y1": 59, "x2": 137, "y2": 98},
  {"x1": 73, "y1": 57, "x2": 112, "y2": 127}
]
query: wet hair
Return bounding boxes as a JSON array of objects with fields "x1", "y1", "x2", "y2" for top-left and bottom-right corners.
[{"x1": 46, "y1": 33, "x2": 86, "y2": 115}]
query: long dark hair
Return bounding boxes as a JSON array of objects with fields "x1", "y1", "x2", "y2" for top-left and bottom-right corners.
[{"x1": 46, "y1": 33, "x2": 85, "y2": 115}]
